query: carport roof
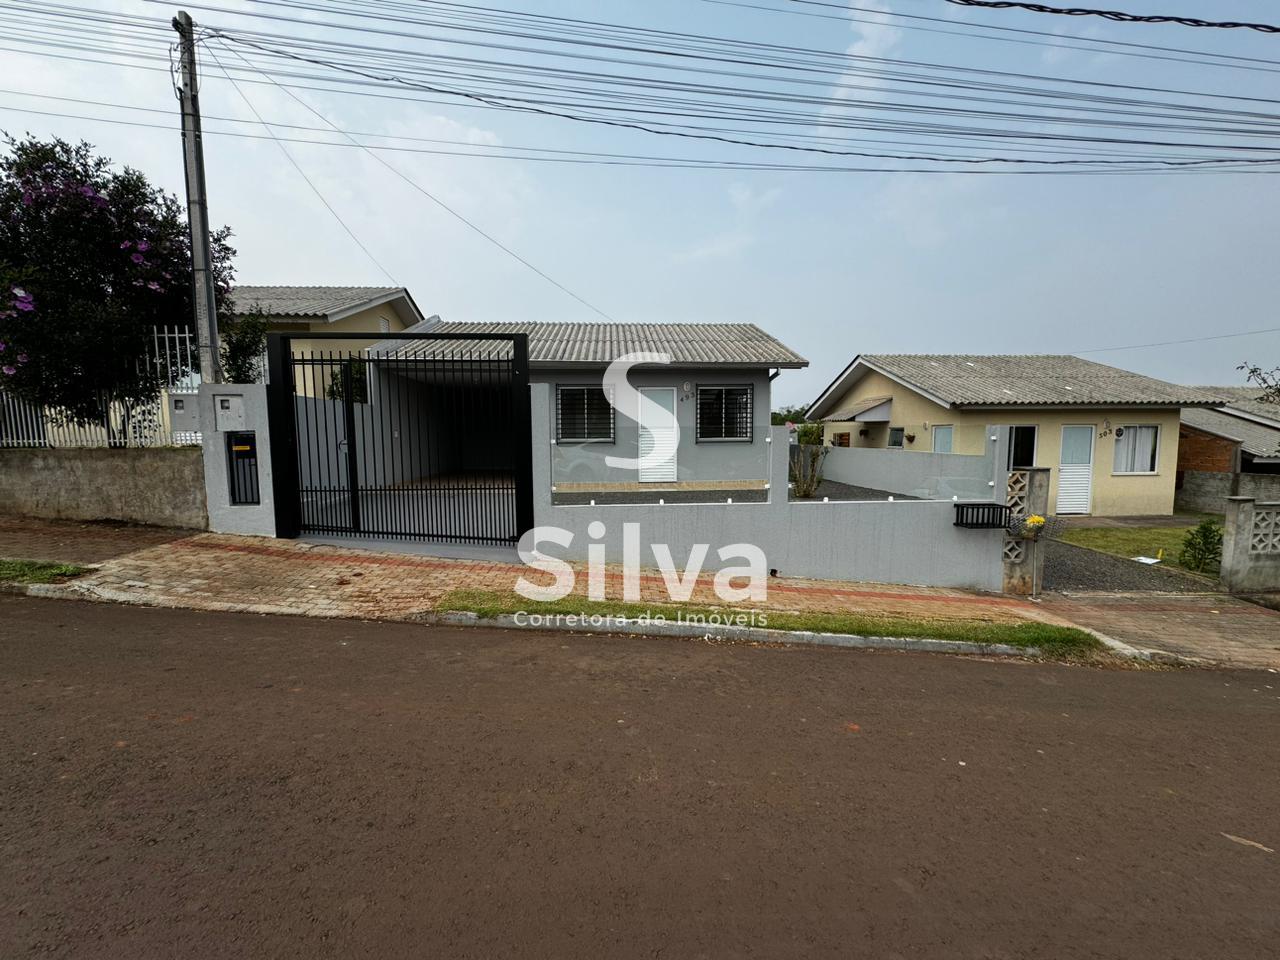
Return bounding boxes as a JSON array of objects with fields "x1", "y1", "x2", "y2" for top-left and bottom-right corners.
[{"x1": 372, "y1": 321, "x2": 808, "y2": 368}]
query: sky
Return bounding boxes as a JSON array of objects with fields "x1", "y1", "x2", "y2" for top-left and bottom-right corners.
[{"x1": 2, "y1": 0, "x2": 1278, "y2": 407}]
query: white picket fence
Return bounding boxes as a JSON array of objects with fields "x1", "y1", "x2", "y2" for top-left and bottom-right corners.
[{"x1": 0, "y1": 326, "x2": 212, "y2": 449}]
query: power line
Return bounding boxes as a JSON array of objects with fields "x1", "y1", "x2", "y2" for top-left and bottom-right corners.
[
  {"x1": 211, "y1": 37, "x2": 617, "y2": 321},
  {"x1": 8, "y1": 101, "x2": 1277, "y2": 176},
  {"x1": 944, "y1": 1, "x2": 1280, "y2": 34},
  {"x1": 202, "y1": 41, "x2": 399, "y2": 285},
  {"x1": 208, "y1": 28, "x2": 1280, "y2": 166},
  {"x1": 1072, "y1": 326, "x2": 1280, "y2": 355}
]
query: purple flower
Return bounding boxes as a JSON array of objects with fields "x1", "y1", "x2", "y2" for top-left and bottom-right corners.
[
  {"x1": 1, "y1": 366, "x2": 15, "y2": 377},
  {"x1": 21, "y1": 191, "x2": 33, "y2": 206},
  {"x1": 120, "y1": 240, "x2": 132, "y2": 249},
  {"x1": 130, "y1": 252, "x2": 144, "y2": 264},
  {"x1": 147, "y1": 281, "x2": 162, "y2": 292},
  {"x1": 15, "y1": 300, "x2": 34, "y2": 312},
  {"x1": 79, "y1": 185, "x2": 94, "y2": 196},
  {"x1": 12, "y1": 287, "x2": 28, "y2": 299},
  {"x1": 136, "y1": 240, "x2": 150, "y2": 252},
  {"x1": 0, "y1": 342, "x2": 5, "y2": 352}
]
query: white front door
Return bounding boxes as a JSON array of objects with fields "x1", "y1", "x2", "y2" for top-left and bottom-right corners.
[
  {"x1": 1057, "y1": 425, "x2": 1094, "y2": 514},
  {"x1": 638, "y1": 387, "x2": 677, "y2": 483}
]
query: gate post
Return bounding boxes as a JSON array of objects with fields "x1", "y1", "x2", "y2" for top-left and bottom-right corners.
[
  {"x1": 511, "y1": 333, "x2": 535, "y2": 537},
  {"x1": 265, "y1": 333, "x2": 301, "y2": 539},
  {"x1": 1002, "y1": 467, "x2": 1050, "y2": 595}
]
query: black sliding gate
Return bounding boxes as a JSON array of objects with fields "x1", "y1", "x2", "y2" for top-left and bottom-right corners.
[{"x1": 266, "y1": 332, "x2": 534, "y2": 545}]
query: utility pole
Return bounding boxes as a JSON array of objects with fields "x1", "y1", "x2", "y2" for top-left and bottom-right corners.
[{"x1": 173, "y1": 10, "x2": 223, "y2": 383}]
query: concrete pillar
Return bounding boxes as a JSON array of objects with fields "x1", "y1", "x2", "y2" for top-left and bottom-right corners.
[
  {"x1": 199, "y1": 382, "x2": 276, "y2": 536},
  {"x1": 1002, "y1": 467, "x2": 1051, "y2": 595},
  {"x1": 1218, "y1": 495, "x2": 1280, "y2": 594}
]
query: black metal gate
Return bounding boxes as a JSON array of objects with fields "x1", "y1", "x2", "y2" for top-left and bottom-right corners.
[{"x1": 266, "y1": 332, "x2": 533, "y2": 544}]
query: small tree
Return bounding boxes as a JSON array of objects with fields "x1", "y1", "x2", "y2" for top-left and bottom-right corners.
[
  {"x1": 789, "y1": 444, "x2": 827, "y2": 498},
  {"x1": 220, "y1": 308, "x2": 267, "y2": 384},
  {"x1": 324, "y1": 359, "x2": 368, "y2": 404},
  {"x1": 0, "y1": 135, "x2": 235, "y2": 431},
  {"x1": 1179, "y1": 519, "x2": 1223, "y2": 575}
]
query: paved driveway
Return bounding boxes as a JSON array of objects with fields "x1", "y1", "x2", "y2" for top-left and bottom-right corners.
[
  {"x1": 1039, "y1": 591, "x2": 1280, "y2": 670},
  {"x1": 3, "y1": 596, "x2": 1278, "y2": 959}
]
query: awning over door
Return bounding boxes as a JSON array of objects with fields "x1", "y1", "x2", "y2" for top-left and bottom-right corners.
[{"x1": 820, "y1": 395, "x2": 892, "y2": 423}]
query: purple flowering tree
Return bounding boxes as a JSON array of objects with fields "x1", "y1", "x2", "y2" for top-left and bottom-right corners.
[{"x1": 0, "y1": 135, "x2": 235, "y2": 431}]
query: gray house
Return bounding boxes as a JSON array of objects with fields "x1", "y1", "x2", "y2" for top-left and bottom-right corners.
[{"x1": 372, "y1": 321, "x2": 808, "y2": 503}]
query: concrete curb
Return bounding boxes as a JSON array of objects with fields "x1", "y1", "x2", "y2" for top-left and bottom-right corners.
[
  {"x1": 5, "y1": 579, "x2": 1187, "y2": 666},
  {"x1": 422, "y1": 610, "x2": 1048, "y2": 659}
]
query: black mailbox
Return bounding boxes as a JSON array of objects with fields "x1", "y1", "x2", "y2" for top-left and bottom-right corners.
[{"x1": 226, "y1": 431, "x2": 260, "y2": 505}]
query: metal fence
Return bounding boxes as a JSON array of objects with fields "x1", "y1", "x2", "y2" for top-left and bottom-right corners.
[{"x1": 0, "y1": 326, "x2": 219, "y2": 449}]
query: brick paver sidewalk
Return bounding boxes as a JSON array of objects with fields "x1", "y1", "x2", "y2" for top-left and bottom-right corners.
[
  {"x1": 1038, "y1": 592, "x2": 1280, "y2": 671},
  {"x1": 10, "y1": 518, "x2": 1279, "y2": 668},
  {"x1": 17, "y1": 529, "x2": 1049, "y2": 627},
  {"x1": 0, "y1": 515, "x2": 191, "y2": 565}
]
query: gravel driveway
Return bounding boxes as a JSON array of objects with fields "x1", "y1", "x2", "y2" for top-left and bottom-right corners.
[{"x1": 1042, "y1": 538, "x2": 1216, "y2": 593}]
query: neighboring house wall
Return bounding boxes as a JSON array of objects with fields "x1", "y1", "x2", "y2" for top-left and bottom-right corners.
[
  {"x1": 530, "y1": 384, "x2": 1005, "y2": 592},
  {"x1": 819, "y1": 372, "x2": 1180, "y2": 515},
  {"x1": 822, "y1": 441, "x2": 1003, "y2": 501},
  {"x1": 1177, "y1": 425, "x2": 1238, "y2": 473},
  {"x1": 0, "y1": 447, "x2": 207, "y2": 528},
  {"x1": 541, "y1": 368, "x2": 772, "y2": 489},
  {"x1": 269, "y1": 305, "x2": 412, "y2": 397},
  {"x1": 1177, "y1": 469, "x2": 1280, "y2": 514}
]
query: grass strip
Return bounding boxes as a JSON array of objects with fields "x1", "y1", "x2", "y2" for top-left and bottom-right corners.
[
  {"x1": 0, "y1": 559, "x2": 88, "y2": 585},
  {"x1": 436, "y1": 588, "x2": 1103, "y2": 657},
  {"x1": 1056, "y1": 525, "x2": 1215, "y2": 576}
]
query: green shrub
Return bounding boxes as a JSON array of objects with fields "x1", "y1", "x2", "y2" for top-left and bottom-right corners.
[
  {"x1": 796, "y1": 422, "x2": 823, "y2": 445},
  {"x1": 1179, "y1": 518, "x2": 1223, "y2": 574}
]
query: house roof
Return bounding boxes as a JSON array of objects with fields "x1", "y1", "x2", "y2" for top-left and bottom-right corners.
[
  {"x1": 819, "y1": 395, "x2": 892, "y2": 422},
  {"x1": 373, "y1": 321, "x2": 808, "y2": 368},
  {"x1": 1182, "y1": 407, "x2": 1280, "y2": 461},
  {"x1": 806, "y1": 354, "x2": 1222, "y2": 418},
  {"x1": 229, "y1": 286, "x2": 405, "y2": 320},
  {"x1": 1190, "y1": 385, "x2": 1280, "y2": 425}
]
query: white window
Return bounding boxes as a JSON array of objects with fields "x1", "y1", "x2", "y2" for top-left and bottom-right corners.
[
  {"x1": 1114, "y1": 425, "x2": 1159, "y2": 474},
  {"x1": 888, "y1": 426, "x2": 905, "y2": 448},
  {"x1": 933, "y1": 425, "x2": 953, "y2": 454}
]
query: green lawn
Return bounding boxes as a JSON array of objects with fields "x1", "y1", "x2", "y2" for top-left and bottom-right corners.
[
  {"x1": 1056, "y1": 517, "x2": 1221, "y2": 577},
  {"x1": 0, "y1": 559, "x2": 88, "y2": 585},
  {"x1": 436, "y1": 589, "x2": 1104, "y2": 659}
]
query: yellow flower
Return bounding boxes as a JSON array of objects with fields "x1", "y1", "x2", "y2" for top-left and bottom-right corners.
[{"x1": 1025, "y1": 515, "x2": 1046, "y2": 527}]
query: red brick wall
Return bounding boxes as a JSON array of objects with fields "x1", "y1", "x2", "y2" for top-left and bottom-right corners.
[{"x1": 1177, "y1": 426, "x2": 1237, "y2": 474}]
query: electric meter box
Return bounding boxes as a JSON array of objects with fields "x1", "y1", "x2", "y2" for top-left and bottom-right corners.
[
  {"x1": 168, "y1": 394, "x2": 199, "y2": 434},
  {"x1": 214, "y1": 394, "x2": 246, "y2": 432}
]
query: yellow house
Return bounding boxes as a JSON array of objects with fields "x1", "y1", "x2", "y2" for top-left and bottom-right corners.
[
  {"x1": 229, "y1": 285, "x2": 430, "y2": 396},
  {"x1": 229, "y1": 285, "x2": 427, "y2": 349},
  {"x1": 805, "y1": 355, "x2": 1222, "y2": 517}
]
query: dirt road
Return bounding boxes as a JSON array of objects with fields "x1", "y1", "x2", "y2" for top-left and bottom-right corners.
[{"x1": 2, "y1": 596, "x2": 1277, "y2": 959}]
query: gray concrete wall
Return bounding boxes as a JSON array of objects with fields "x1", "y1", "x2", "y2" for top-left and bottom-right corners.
[
  {"x1": 1176, "y1": 470, "x2": 1280, "y2": 515},
  {"x1": 1240, "y1": 472, "x2": 1280, "y2": 502},
  {"x1": 1220, "y1": 497, "x2": 1280, "y2": 594},
  {"x1": 0, "y1": 447, "x2": 206, "y2": 528},
  {"x1": 200, "y1": 383, "x2": 276, "y2": 536},
  {"x1": 528, "y1": 384, "x2": 1005, "y2": 592},
  {"x1": 821, "y1": 437, "x2": 1004, "y2": 501},
  {"x1": 536, "y1": 368, "x2": 771, "y2": 487},
  {"x1": 1175, "y1": 469, "x2": 1234, "y2": 514}
]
